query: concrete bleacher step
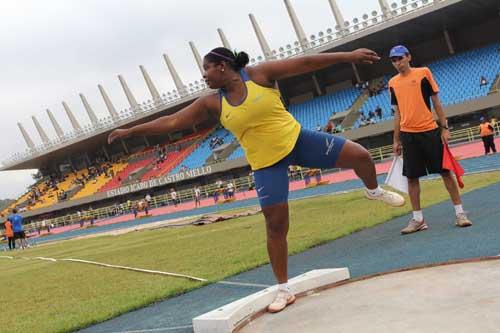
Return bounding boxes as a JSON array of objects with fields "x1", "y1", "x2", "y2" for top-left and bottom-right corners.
[
  {"x1": 341, "y1": 93, "x2": 367, "y2": 128},
  {"x1": 489, "y1": 74, "x2": 500, "y2": 94},
  {"x1": 192, "y1": 268, "x2": 350, "y2": 333},
  {"x1": 340, "y1": 79, "x2": 380, "y2": 129},
  {"x1": 206, "y1": 140, "x2": 240, "y2": 164},
  {"x1": 65, "y1": 184, "x2": 84, "y2": 200},
  {"x1": 122, "y1": 164, "x2": 153, "y2": 185}
]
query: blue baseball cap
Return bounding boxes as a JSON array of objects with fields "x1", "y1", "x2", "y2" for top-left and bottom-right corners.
[
  {"x1": 480, "y1": 116, "x2": 485, "y2": 121},
  {"x1": 389, "y1": 45, "x2": 410, "y2": 58}
]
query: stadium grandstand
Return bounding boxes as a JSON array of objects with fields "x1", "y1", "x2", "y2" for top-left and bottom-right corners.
[{"x1": 1, "y1": 0, "x2": 499, "y2": 237}]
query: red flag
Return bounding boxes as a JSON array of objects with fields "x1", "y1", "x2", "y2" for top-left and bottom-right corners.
[{"x1": 442, "y1": 144, "x2": 464, "y2": 188}]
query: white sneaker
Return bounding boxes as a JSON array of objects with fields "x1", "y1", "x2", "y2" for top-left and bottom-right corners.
[
  {"x1": 401, "y1": 218, "x2": 428, "y2": 234},
  {"x1": 365, "y1": 188, "x2": 405, "y2": 207},
  {"x1": 455, "y1": 213, "x2": 472, "y2": 227},
  {"x1": 267, "y1": 289, "x2": 296, "y2": 313}
]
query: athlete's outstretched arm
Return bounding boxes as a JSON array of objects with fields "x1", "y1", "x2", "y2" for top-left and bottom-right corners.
[
  {"x1": 253, "y1": 49, "x2": 380, "y2": 82},
  {"x1": 107, "y1": 96, "x2": 215, "y2": 144}
]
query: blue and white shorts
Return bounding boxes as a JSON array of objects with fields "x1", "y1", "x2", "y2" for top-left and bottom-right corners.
[{"x1": 253, "y1": 128, "x2": 346, "y2": 208}]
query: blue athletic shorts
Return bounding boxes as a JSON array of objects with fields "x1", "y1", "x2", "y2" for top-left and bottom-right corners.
[{"x1": 253, "y1": 128, "x2": 346, "y2": 208}]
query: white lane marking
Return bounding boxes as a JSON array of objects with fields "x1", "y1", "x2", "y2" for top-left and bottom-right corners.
[
  {"x1": 5, "y1": 256, "x2": 269, "y2": 289},
  {"x1": 35, "y1": 257, "x2": 57, "y2": 262},
  {"x1": 61, "y1": 258, "x2": 208, "y2": 282}
]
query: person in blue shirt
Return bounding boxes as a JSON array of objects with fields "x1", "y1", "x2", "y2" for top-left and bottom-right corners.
[{"x1": 8, "y1": 209, "x2": 28, "y2": 249}]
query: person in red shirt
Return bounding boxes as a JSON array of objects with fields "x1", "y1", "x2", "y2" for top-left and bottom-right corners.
[{"x1": 389, "y1": 45, "x2": 472, "y2": 234}]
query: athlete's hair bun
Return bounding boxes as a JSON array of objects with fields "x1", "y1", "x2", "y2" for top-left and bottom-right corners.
[{"x1": 234, "y1": 51, "x2": 249, "y2": 69}]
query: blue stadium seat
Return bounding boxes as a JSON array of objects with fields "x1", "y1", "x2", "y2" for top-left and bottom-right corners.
[
  {"x1": 288, "y1": 87, "x2": 360, "y2": 130},
  {"x1": 170, "y1": 128, "x2": 234, "y2": 174}
]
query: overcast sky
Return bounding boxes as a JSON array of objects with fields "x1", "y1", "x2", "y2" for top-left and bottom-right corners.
[{"x1": 0, "y1": 0, "x2": 384, "y2": 199}]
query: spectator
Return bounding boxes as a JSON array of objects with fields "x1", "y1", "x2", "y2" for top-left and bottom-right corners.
[
  {"x1": 375, "y1": 106, "x2": 382, "y2": 119},
  {"x1": 335, "y1": 123, "x2": 343, "y2": 133},
  {"x1": 194, "y1": 186, "x2": 201, "y2": 207},
  {"x1": 77, "y1": 210, "x2": 84, "y2": 228},
  {"x1": 213, "y1": 189, "x2": 219, "y2": 203},
  {"x1": 480, "y1": 76, "x2": 488, "y2": 87},
  {"x1": 325, "y1": 120, "x2": 334, "y2": 134},
  {"x1": 4, "y1": 219, "x2": 15, "y2": 250},
  {"x1": 479, "y1": 117, "x2": 497, "y2": 155},
  {"x1": 359, "y1": 113, "x2": 367, "y2": 127},
  {"x1": 170, "y1": 188, "x2": 179, "y2": 207},
  {"x1": 8, "y1": 209, "x2": 28, "y2": 249},
  {"x1": 132, "y1": 202, "x2": 138, "y2": 219},
  {"x1": 288, "y1": 165, "x2": 296, "y2": 181},
  {"x1": 248, "y1": 171, "x2": 255, "y2": 190},
  {"x1": 143, "y1": 200, "x2": 149, "y2": 215},
  {"x1": 226, "y1": 181, "x2": 235, "y2": 199}
]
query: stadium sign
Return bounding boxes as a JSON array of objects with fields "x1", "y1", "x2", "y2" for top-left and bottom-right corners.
[{"x1": 105, "y1": 165, "x2": 213, "y2": 198}]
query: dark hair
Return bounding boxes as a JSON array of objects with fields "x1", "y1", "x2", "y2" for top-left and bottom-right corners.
[
  {"x1": 204, "y1": 47, "x2": 249, "y2": 71},
  {"x1": 12, "y1": 208, "x2": 17, "y2": 214}
]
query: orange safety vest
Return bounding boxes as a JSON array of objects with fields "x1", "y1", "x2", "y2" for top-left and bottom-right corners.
[
  {"x1": 4, "y1": 221, "x2": 14, "y2": 238},
  {"x1": 480, "y1": 122, "x2": 493, "y2": 137}
]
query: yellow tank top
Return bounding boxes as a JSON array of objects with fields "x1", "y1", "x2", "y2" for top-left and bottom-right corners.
[{"x1": 220, "y1": 70, "x2": 301, "y2": 170}]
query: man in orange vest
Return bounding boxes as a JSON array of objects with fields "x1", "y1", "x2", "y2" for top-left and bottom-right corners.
[
  {"x1": 4, "y1": 219, "x2": 15, "y2": 250},
  {"x1": 479, "y1": 117, "x2": 496, "y2": 155}
]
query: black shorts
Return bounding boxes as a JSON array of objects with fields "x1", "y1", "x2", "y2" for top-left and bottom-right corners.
[
  {"x1": 14, "y1": 231, "x2": 26, "y2": 239},
  {"x1": 401, "y1": 128, "x2": 448, "y2": 179}
]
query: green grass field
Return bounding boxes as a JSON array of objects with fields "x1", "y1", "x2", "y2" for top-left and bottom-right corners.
[{"x1": 1, "y1": 171, "x2": 500, "y2": 333}]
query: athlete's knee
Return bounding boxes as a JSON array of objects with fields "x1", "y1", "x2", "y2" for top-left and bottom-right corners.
[
  {"x1": 344, "y1": 141, "x2": 371, "y2": 161},
  {"x1": 263, "y1": 207, "x2": 288, "y2": 238},
  {"x1": 350, "y1": 143, "x2": 372, "y2": 165},
  {"x1": 359, "y1": 147, "x2": 373, "y2": 163},
  {"x1": 266, "y1": 222, "x2": 287, "y2": 240}
]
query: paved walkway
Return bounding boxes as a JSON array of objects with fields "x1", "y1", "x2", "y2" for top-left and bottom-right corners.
[{"x1": 80, "y1": 180, "x2": 500, "y2": 333}]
